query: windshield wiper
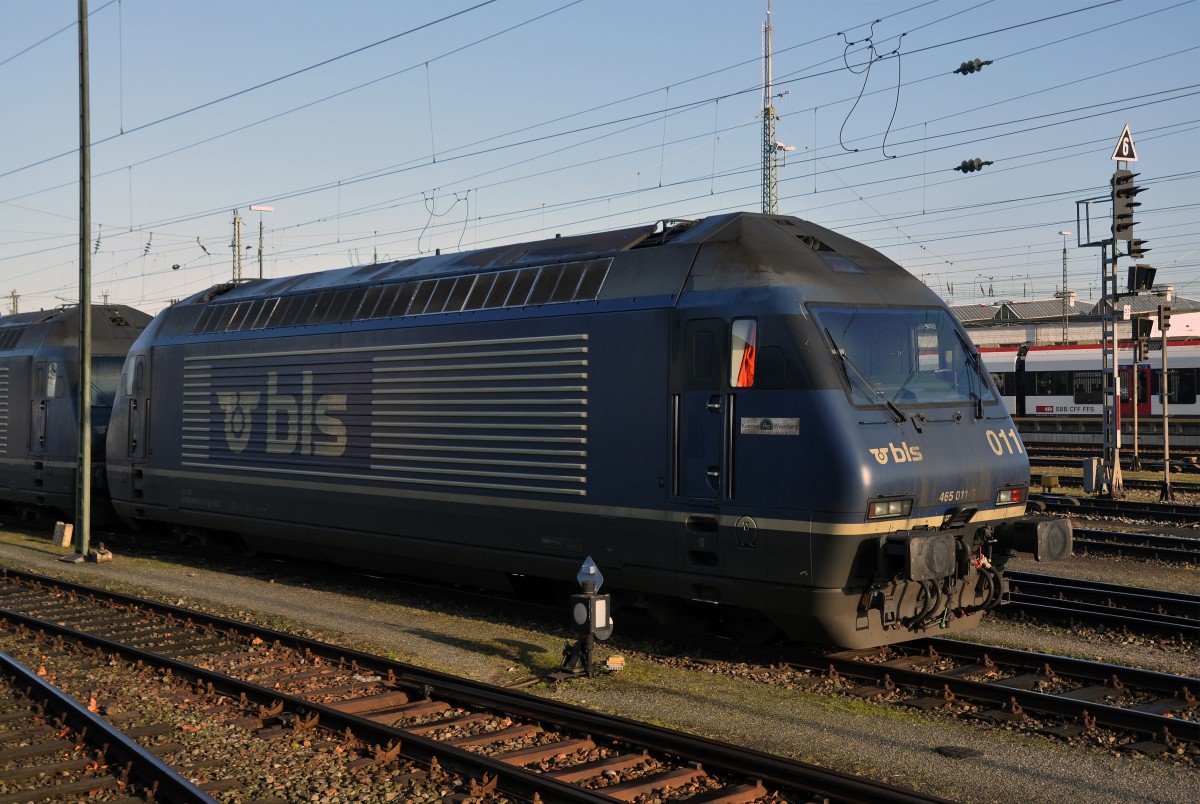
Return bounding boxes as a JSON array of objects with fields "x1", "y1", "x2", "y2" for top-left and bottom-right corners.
[
  {"x1": 824, "y1": 327, "x2": 906, "y2": 423},
  {"x1": 957, "y1": 334, "x2": 986, "y2": 420}
]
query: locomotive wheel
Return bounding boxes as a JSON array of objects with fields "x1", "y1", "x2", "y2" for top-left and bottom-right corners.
[{"x1": 720, "y1": 606, "x2": 780, "y2": 644}]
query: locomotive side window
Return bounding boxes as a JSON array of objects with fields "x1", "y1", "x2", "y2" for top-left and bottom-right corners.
[
  {"x1": 45, "y1": 362, "x2": 59, "y2": 398},
  {"x1": 813, "y1": 305, "x2": 995, "y2": 407},
  {"x1": 483, "y1": 271, "x2": 517, "y2": 308},
  {"x1": 464, "y1": 274, "x2": 497, "y2": 310},
  {"x1": 730, "y1": 319, "x2": 757, "y2": 388}
]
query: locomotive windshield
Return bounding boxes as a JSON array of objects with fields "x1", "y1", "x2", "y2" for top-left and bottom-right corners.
[
  {"x1": 91, "y1": 356, "x2": 126, "y2": 407},
  {"x1": 814, "y1": 305, "x2": 996, "y2": 408}
]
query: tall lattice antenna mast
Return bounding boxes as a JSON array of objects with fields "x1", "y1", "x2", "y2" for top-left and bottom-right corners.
[{"x1": 761, "y1": 2, "x2": 778, "y2": 214}]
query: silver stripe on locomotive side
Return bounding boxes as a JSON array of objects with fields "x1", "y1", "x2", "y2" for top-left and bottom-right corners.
[{"x1": 138, "y1": 465, "x2": 1027, "y2": 535}]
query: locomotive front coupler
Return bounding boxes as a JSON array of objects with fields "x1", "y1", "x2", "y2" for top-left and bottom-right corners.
[{"x1": 991, "y1": 515, "x2": 1073, "y2": 562}]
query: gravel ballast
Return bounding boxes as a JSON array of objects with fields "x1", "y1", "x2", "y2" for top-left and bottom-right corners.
[{"x1": 0, "y1": 526, "x2": 1195, "y2": 804}]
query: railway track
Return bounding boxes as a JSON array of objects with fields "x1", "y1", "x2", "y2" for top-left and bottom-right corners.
[
  {"x1": 1004, "y1": 572, "x2": 1200, "y2": 638},
  {"x1": 0, "y1": 567, "x2": 945, "y2": 804},
  {"x1": 815, "y1": 639, "x2": 1198, "y2": 754},
  {"x1": 1032, "y1": 493, "x2": 1200, "y2": 526},
  {"x1": 0, "y1": 651, "x2": 216, "y2": 803},
  {"x1": 1071, "y1": 527, "x2": 1200, "y2": 562}
]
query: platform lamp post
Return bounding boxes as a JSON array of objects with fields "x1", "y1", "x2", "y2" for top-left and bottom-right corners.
[
  {"x1": 250, "y1": 205, "x2": 274, "y2": 279},
  {"x1": 1058, "y1": 230, "x2": 1071, "y2": 344}
]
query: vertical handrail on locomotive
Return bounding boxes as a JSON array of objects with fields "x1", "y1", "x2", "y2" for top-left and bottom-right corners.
[{"x1": 826, "y1": 317, "x2": 1073, "y2": 633}]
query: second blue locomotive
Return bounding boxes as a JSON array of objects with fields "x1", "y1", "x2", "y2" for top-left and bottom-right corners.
[{"x1": 102, "y1": 212, "x2": 1070, "y2": 647}]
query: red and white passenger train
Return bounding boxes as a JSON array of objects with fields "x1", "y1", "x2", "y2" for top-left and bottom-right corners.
[{"x1": 980, "y1": 338, "x2": 1200, "y2": 449}]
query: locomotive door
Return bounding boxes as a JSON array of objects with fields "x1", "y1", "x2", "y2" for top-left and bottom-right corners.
[
  {"x1": 126, "y1": 355, "x2": 147, "y2": 460},
  {"x1": 678, "y1": 319, "x2": 726, "y2": 500},
  {"x1": 30, "y1": 361, "x2": 55, "y2": 456},
  {"x1": 1118, "y1": 364, "x2": 1151, "y2": 418}
]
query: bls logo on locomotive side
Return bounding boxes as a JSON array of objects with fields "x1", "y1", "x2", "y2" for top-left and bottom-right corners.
[
  {"x1": 216, "y1": 370, "x2": 348, "y2": 457},
  {"x1": 869, "y1": 441, "x2": 923, "y2": 465}
]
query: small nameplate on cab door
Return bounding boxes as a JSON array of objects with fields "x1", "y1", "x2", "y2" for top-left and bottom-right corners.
[{"x1": 740, "y1": 417, "x2": 799, "y2": 435}]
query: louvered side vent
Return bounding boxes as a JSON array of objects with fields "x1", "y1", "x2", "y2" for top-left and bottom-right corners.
[
  {"x1": 178, "y1": 334, "x2": 588, "y2": 498},
  {"x1": 0, "y1": 366, "x2": 9, "y2": 455}
]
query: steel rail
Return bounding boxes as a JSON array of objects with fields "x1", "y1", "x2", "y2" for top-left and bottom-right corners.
[
  {"x1": 808, "y1": 639, "x2": 1199, "y2": 745},
  {"x1": 0, "y1": 650, "x2": 219, "y2": 803},
  {"x1": 0, "y1": 567, "x2": 946, "y2": 804},
  {"x1": 1005, "y1": 572, "x2": 1200, "y2": 636}
]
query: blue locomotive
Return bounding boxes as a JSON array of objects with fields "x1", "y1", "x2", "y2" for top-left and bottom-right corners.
[
  {"x1": 105, "y1": 212, "x2": 1070, "y2": 647},
  {"x1": 0, "y1": 305, "x2": 151, "y2": 518}
]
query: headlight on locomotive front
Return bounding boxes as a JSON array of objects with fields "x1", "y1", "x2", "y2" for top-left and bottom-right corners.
[
  {"x1": 995, "y1": 486, "x2": 1026, "y2": 506},
  {"x1": 867, "y1": 498, "x2": 913, "y2": 520}
]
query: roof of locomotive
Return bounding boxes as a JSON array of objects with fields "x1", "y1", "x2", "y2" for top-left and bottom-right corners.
[
  {"x1": 158, "y1": 212, "x2": 938, "y2": 339},
  {"x1": 0, "y1": 304, "x2": 152, "y2": 354}
]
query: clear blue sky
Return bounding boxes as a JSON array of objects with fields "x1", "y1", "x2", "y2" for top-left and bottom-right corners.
[{"x1": 2, "y1": 0, "x2": 1197, "y2": 315}]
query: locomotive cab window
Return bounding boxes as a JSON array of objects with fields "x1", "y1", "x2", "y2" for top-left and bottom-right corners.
[
  {"x1": 813, "y1": 305, "x2": 996, "y2": 407},
  {"x1": 730, "y1": 319, "x2": 757, "y2": 388}
]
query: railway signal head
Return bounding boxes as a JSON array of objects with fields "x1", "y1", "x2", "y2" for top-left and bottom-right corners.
[
  {"x1": 1127, "y1": 264, "x2": 1156, "y2": 293},
  {"x1": 1129, "y1": 239, "x2": 1150, "y2": 259},
  {"x1": 1111, "y1": 169, "x2": 1144, "y2": 241},
  {"x1": 1158, "y1": 305, "x2": 1172, "y2": 332}
]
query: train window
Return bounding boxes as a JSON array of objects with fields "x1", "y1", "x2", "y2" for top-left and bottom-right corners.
[
  {"x1": 333, "y1": 289, "x2": 366, "y2": 321},
  {"x1": 192, "y1": 306, "x2": 217, "y2": 334},
  {"x1": 528, "y1": 265, "x2": 565, "y2": 305},
  {"x1": 692, "y1": 330, "x2": 715, "y2": 380},
  {"x1": 550, "y1": 264, "x2": 583, "y2": 303},
  {"x1": 211, "y1": 303, "x2": 239, "y2": 333},
  {"x1": 991, "y1": 372, "x2": 1012, "y2": 395},
  {"x1": 423, "y1": 278, "x2": 455, "y2": 314},
  {"x1": 238, "y1": 300, "x2": 266, "y2": 331},
  {"x1": 1035, "y1": 371, "x2": 1069, "y2": 396},
  {"x1": 224, "y1": 303, "x2": 251, "y2": 332},
  {"x1": 373, "y1": 282, "x2": 410, "y2": 318},
  {"x1": 91, "y1": 357, "x2": 125, "y2": 407},
  {"x1": 393, "y1": 282, "x2": 423, "y2": 317},
  {"x1": 1072, "y1": 371, "x2": 1103, "y2": 404},
  {"x1": 355, "y1": 286, "x2": 384, "y2": 320},
  {"x1": 46, "y1": 362, "x2": 59, "y2": 397},
  {"x1": 443, "y1": 275, "x2": 475, "y2": 313},
  {"x1": 1156, "y1": 369, "x2": 1198, "y2": 405},
  {"x1": 812, "y1": 305, "x2": 995, "y2": 407},
  {"x1": 312, "y1": 290, "x2": 350, "y2": 324},
  {"x1": 274, "y1": 295, "x2": 308, "y2": 328},
  {"x1": 249, "y1": 298, "x2": 279, "y2": 330},
  {"x1": 730, "y1": 319, "x2": 757, "y2": 388},
  {"x1": 483, "y1": 271, "x2": 518, "y2": 308},
  {"x1": 464, "y1": 273, "x2": 496, "y2": 310},
  {"x1": 1177, "y1": 369, "x2": 1198, "y2": 405},
  {"x1": 574, "y1": 259, "x2": 610, "y2": 300},
  {"x1": 507, "y1": 268, "x2": 539, "y2": 307},
  {"x1": 408, "y1": 280, "x2": 436, "y2": 315}
]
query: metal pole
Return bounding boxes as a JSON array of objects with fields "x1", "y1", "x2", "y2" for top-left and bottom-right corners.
[
  {"x1": 1131, "y1": 344, "x2": 1141, "y2": 471},
  {"x1": 257, "y1": 216, "x2": 264, "y2": 279},
  {"x1": 1161, "y1": 311, "x2": 1173, "y2": 500},
  {"x1": 70, "y1": 0, "x2": 92, "y2": 562},
  {"x1": 1059, "y1": 230, "x2": 1070, "y2": 343},
  {"x1": 761, "y1": 2, "x2": 778, "y2": 214},
  {"x1": 231, "y1": 210, "x2": 243, "y2": 282}
]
